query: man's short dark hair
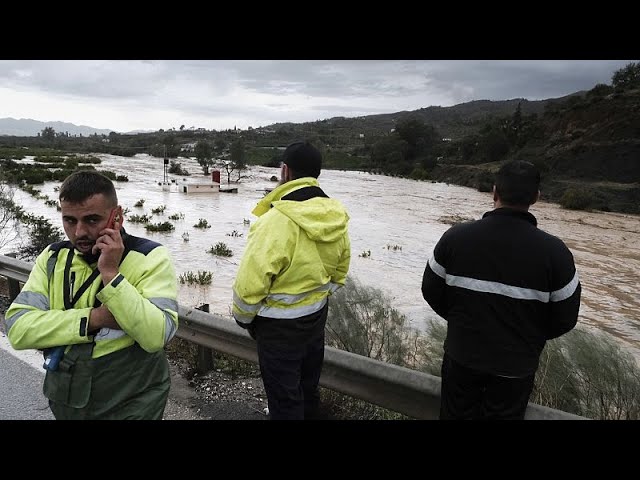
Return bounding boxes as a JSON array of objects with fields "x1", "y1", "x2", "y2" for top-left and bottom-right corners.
[
  {"x1": 494, "y1": 160, "x2": 540, "y2": 206},
  {"x1": 59, "y1": 170, "x2": 118, "y2": 206},
  {"x1": 282, "y1": 141, "x2": 322, "y2": 179}
]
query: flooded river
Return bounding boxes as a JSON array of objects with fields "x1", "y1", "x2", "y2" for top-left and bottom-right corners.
[{"x1": 3, "y1": 154, "x2": 639, "y2": 358}]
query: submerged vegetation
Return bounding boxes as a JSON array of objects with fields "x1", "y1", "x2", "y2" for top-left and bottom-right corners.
[
  {"x1": 207, "y1": 242, "x2": 233, "y2": 257},
  {"x1": 179, "y1": 270, "x2": 214, "y2": 286}
]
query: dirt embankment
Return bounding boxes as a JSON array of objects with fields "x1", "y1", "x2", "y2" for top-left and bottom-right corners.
[{"x1": 430, "y1": 163, "x2": 640, "y2": 214}]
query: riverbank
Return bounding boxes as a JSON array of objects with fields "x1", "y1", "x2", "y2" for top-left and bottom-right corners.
[{"x1": 428, "y1": 163, "x2": 640, "y2": 214}]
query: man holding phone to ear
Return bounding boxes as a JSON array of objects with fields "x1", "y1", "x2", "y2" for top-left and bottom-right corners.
[{"x1": 5, "y1": 170, "x2": 179, "y2": 420}]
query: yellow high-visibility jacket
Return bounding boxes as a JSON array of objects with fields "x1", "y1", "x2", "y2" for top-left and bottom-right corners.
[
  {"x1": 6, "y1": 232, "x2": 178, "y2": 359},
  {"x1": 232, "y1": 177, "x2": 351, "y2": 326}
]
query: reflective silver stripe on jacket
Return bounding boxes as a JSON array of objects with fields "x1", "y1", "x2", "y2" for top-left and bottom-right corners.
[
  {"x1": 233, "y1": 311, "x2": 255, "y2": 325},
  {"x1": 12, "y1": 291, "x2": 49, "y2": 310},
  {"x1": 94, "y1": 298, "x2": 178, "y2": 344},
  {"x1": 267, "y1": 283, "x2": 333, "y2": 304},
  {"x1": 428, "y1": 255, "x2": 578, "y2": 304},
  {"x1": 234, "y1": 282, "x2": 337, "y2": 321},
  {"x1": 5, "y1": 291, "x2": 50, "y2": 330},
  {"x1": 233, "y1": 293, "x2": 261, "y2": 315},
  {"x1": 258, "y1": 297, "x2": 328, "y2": 319},
  {"x1": 149, "y1": 297, "x2": 179, "y2": 344},
  {"x1": 5, "y1": 310, "x2": 28, "y2": 331},
  {"x1": 94, "y1": 328, "x2": 128, "y2": 341},
  {"x1": 549, "y1": 271, "x2": 580, "y2": 302}
]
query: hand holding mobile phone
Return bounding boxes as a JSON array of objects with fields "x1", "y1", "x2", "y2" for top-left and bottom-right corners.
[{"x1": 106, "y1": 207, "x2": 122, "y2": 230}]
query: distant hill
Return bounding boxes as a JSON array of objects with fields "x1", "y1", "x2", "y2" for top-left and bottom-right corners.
[
  {"x1": 0, "y1": 118, "x2": 114, "y2": 137},
  {"x1": 251, "y1": 93, "x2": 585, "y2": 147},
  {"x1": 318, "y1": 94, "x2": 583, "y2": 140}
]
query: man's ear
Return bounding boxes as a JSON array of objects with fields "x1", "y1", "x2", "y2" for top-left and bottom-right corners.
[{"x1": 532, "y1": 190, "x2": 540, "y2": 205}]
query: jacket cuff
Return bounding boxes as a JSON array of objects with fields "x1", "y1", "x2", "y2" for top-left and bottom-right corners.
[
  {"x1": 96, "y1": 273, "x2": 126, "y2": 305},
  {"x1": 74, "y1": 308, "x2": 94, "y2": 340}
]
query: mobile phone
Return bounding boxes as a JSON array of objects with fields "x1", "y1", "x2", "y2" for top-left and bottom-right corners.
[{"x1": 106, "y1": 208, "x2": 122, "y2": 229}]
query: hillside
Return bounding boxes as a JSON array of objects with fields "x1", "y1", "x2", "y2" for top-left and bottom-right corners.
[
  {"x1": 429, "y1": 87, "x2": 640, "y2": 213},
  {"x1": 0, "y1": 118, "x2": 113, "y2": 137},
  {"x1": 259, "y1": 95, "x2": 575, "y2": 143}
]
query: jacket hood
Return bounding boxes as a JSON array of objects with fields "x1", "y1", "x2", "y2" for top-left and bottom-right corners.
[{"x1": 252, "y1": 178, "x2": 349, "y2": 242}]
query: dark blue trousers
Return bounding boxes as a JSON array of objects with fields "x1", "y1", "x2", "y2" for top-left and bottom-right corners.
[
  {"x1": 254, "y1": 303, "x2": 328, "y2": 420},
  {"x1": 439, "y1": 353, "x2": 536, "y2": 420}
]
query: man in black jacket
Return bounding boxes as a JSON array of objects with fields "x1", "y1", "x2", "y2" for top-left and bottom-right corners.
[{"x1": 422, "y1": 160, "x2": 581, "y2": 420}]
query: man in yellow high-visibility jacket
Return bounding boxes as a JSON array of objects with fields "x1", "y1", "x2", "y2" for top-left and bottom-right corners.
[
  {"x1": 5, "y1": 171, "x2": 178, "y2": 420},
  {"x1": 233, "y1": 141, "x2": 351, "y2": 420}
]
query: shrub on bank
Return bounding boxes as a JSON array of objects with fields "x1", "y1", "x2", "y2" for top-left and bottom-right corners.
[{"x1": 560, "y1": 187, "x2": 597, "y2": 210}]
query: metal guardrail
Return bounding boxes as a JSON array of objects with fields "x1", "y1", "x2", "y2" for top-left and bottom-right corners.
[{"x1": 0, "y1": 254, "x2": 586, "y2": 420}]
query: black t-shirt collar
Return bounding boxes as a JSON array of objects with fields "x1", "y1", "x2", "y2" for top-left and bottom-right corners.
[{"x1": 483, "y1": 207, "x2": 537, "y2": 227}]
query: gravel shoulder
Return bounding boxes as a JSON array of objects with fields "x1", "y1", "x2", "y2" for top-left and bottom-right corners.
[{"x1": 164, "y1": 340, "x2": 269, "y2": 420}]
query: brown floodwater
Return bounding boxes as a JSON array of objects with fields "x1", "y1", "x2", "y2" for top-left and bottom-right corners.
[{"x1": 3, "y1": 154, "x2": 639, "y2": 359}]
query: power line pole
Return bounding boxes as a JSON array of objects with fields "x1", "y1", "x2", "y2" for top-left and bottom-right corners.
[{"x1": 163, "y1": 144, "x2": 169, "y2": 184}]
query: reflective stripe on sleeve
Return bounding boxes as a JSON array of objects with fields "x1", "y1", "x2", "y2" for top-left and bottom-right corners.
[{"x1": 549, "y1": 271, "x2": 580, "y2": 302}]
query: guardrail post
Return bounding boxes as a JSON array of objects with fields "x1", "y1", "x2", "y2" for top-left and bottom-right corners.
[
  {"x1": 6, "y1": 253, "x2": 21, "y2": 301},
  {"x1": 195, "y1": 303, "x2": 215, "y2": 373}
]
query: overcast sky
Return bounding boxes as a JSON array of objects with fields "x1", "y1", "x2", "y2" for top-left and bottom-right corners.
[{"x1": 0, "y1": 60, "x2": 635, "y2": 133}]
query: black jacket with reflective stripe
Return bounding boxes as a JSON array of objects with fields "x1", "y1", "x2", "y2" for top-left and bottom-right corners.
[{"x1": 422, "y1": 208, "x2": 581, "y2": 377}]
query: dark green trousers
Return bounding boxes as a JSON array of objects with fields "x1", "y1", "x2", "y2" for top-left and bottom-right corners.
[{"x1": 44, "y1": 342, "x2": 170, "y2": 420}]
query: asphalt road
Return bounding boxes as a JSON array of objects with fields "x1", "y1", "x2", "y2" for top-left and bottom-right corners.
[{"x1": 0, "y1": 339, "x2": 54, "y2": 420}]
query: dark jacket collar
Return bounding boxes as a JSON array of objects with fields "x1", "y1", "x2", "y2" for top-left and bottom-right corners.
[{"x1": 483, "y1": 207, "x2": 537, "y2": 227}]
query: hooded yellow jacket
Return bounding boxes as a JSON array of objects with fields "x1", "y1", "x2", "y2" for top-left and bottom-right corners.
[
  {"x1": 5, "y1": 231, "x2": 178, "y2": 359},
  {"x1": 232, "y1": 177, "x2": 351, "y2": 325}
]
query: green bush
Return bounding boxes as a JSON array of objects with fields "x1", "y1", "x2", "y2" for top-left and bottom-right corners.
[
  {"x1": 18, "y1": 214, "x2": 65, "y2": 261},
  {"x1": 326, "y1": 277, "x2": 428, "y2": 369},
  {"x1": 207, "y1": 242, "x2": 232, "y2": 257},
  {"x1": 560, "y1": 187, "x2": 596, "y2": 210},
  {"x1": 128, "y1": 214, "x2": 152, "y2": 224},
  {"x1": 145, "y1": 221, "x2": 174, "y2": 232},
  {"x1": 194, "y1": 218, "x2": 211, "y2": 229},
  {"x1": 323, "y1": 277, "x2": 433, "y2": 419},
  {"x1": 533, "y1": 328, "x2": 640, "y2": 419},
  {"x1": 408, "y1": 167, "x2": 430, "y2": 180},
  {"x1": 179, "y1": 270, "x2": 214, "y2": 286}
]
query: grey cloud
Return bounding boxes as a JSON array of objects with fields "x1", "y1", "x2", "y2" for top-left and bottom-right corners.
[{"x1": 0, "y1": 60, "x2": 636, "y2": 132}]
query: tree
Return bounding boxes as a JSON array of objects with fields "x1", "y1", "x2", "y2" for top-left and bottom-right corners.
[
  {"x1": 510, "y1": 101, "x2": 523, "y2": 136},
  {"x1": 194, "y1": 140, "x2": 213, "y2": 175},
  {"x1": 479, "y1": 127, "x2": 509, "y2": 163},
  {"x1": 370, "y1": 136, "x2": 409, "y2": 173},
  {"x1": 224, "y1": 138, "x2": 249, "y2": 183},
  {"x1": 213, "y1": 138, "x2": 227, "y2": 156},
  {"x1": 588, "y1": 83, "x2": 614, "y2": 98},
  {"x1": 612, "y1": 62, "x2": 640, "y2": 91},
  {"x1": 0, "y1": 175, "x2": 19, "y2": 251},
  {"x1": 41, "y1": 127, "x2": 56, "y2": 142},
  {"x1": 393, "y1": 117, "x2": 441, "y2": 168},
  {"x1": 18, "y1": 214, "x2": 64, "y2": 261}
]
